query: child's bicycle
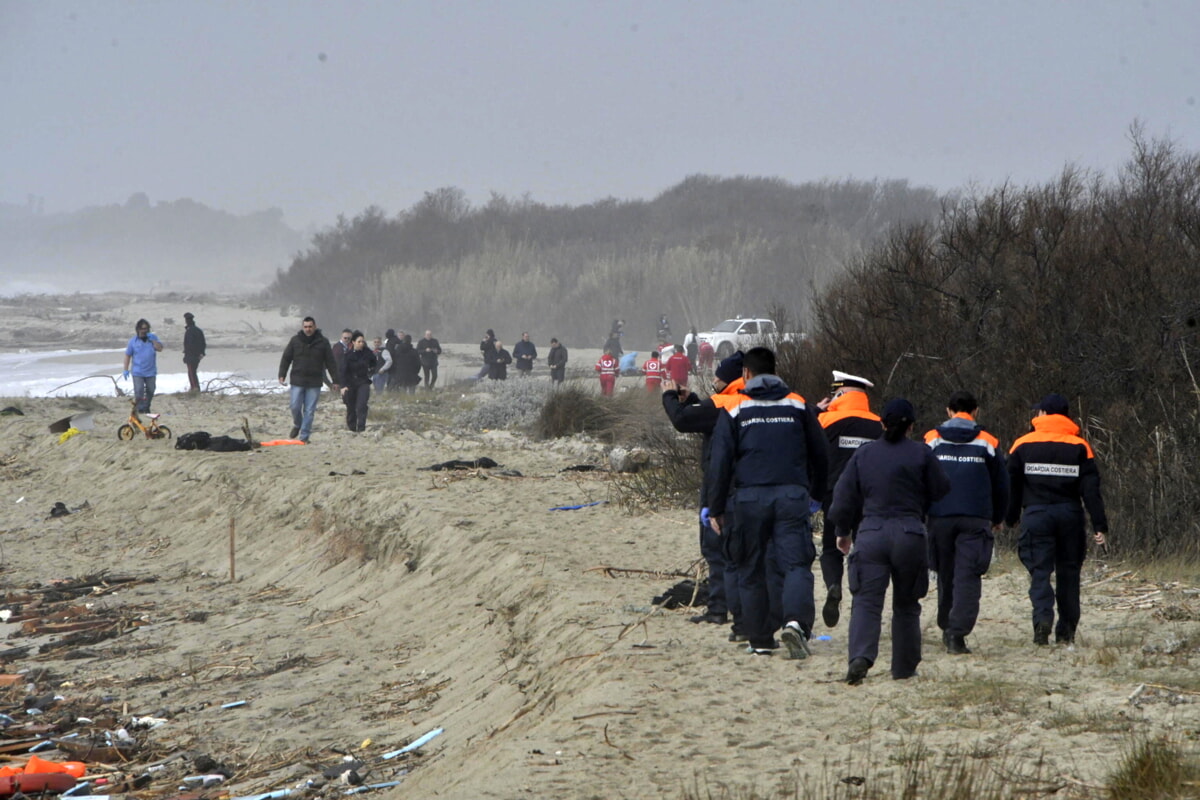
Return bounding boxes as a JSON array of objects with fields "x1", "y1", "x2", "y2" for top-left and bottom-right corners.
[{"x1": 118, "y1": 400, "x2": 172, "y2": 441}]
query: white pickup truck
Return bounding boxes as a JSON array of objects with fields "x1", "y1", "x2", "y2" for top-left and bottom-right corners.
[{"x1": 695, "y1": 318, "x2": 800, "y2": 360}]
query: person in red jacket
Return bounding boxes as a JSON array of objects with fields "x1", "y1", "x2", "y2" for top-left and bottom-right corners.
[
  {"x1": 665, "y1": 344, "x2": 691, "y2": 387},
  {"x1": 698, "y1": 340, "x2": 715, "y2": 374},
  {"x1": 641, "y1": 351, "x2": 664, "y2": 392},
  {"x1": 595, "y1": 348, "x2": 619, "y2": 396}
]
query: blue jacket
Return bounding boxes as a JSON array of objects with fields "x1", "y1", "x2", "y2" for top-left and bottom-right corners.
[
  {"x1": 706, "y1": 375, "x2": 828, "y2": 517},
  {"x1": 924, "y1": 415, "x2": 1009, "y2": 523},
  {"x1": 828, "y1": 437, "x2": 951, "y2": 531}
]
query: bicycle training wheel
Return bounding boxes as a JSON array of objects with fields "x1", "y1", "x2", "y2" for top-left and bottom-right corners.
[{"x1": 118, "y1": 424, "x2": 136, "y2": 441}]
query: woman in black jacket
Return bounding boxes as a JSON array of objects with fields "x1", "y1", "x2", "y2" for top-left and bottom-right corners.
[
  {"x1": 394, "y1": 333, "x2": 422, "y2": 394},
  {"x1": 339, "y1": 331, "x2": 377, "y2": 432}
]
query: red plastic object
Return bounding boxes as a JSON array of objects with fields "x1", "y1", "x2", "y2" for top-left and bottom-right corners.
[{"x1": 0, "y1": 772, "x2": 78, "y2": 795}]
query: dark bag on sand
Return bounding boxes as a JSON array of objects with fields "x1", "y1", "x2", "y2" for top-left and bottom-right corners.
[{"x1": 652, "y1": 579, "x2": 709, "y2": 609}]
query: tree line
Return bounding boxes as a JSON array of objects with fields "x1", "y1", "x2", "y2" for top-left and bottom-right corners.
[
  {"x1": 778, "y1": 128, "x2": 1200, "y2": 560},
  {"x1": 268, "y1": 176, "x2": 942, "y2": 346}
]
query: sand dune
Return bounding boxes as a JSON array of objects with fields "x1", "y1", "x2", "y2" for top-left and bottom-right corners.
[{"x1": 1, "y1": 297, "x2": 1196, "y2": 798}]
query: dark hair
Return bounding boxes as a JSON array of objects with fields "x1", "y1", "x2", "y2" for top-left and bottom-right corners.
[
  {"x1": 135, "y1": 318, "x2": 150, "y2": 330},
  {"x1": 550, "y1": 337, "x2": 559, "y2": 344},
  {"x1": 947, "y1": 390, "x2": 978, "y2": 414},
  {"x1": 342, "y1": 328, "x2": 353, "y2": 335},
  {"x1": 351, "y1": 329, "x2": 364, "y2": 341},
  {"x1": 651, "y1": 350, "x2": 660, "y2": 358},
  {"x1": 303, "y1": 316, "x2": 316, "y2": 324},
  {"x1": 742, "y1": 347, "x2": 775, "y2": 376},
  {"x1": 882, "y1": 397, "x2": 916, "y2": 442}
]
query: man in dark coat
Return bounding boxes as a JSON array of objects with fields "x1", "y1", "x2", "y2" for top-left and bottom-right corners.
[
  {"x1": 278, "y1": 316, "x2": 339, "y2": 443},
  {"x1": 513, "y1": 332, "x2": 537, "y2": 377},
  {"x1": 547, "y1": 338, "x2": 568, "y2": 383},
  {"x1": 417, "y1": 329, "x2": 442, "y2": 390},
  {"x1": 182, "y1": 312, "x2": 206, "y2": 393}
]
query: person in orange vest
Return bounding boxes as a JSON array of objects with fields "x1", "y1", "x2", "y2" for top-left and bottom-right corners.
[
  {"x1": 661, "y1": 351, "x2": 747, "y2": 637},
  {"x1": 664, "y1": 344, "x2": 691, "y2": 387},
  {"x1": 815, "y1": 371, "x2": 883, "y2": 629},
  {"x1": 641, "y1": 351, "x2": 664, "y2": 392},
  {"x1": 595, "y1": 348, "x2": 619, "y2": 396}
]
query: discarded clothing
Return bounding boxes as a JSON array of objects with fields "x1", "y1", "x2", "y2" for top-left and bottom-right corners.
[
  {"x1": 561, "y1": 464, "x2": 602, "y2": 472},
  {"x1": 418, "y1": 457, "x2": 500, "y2": 471},
  {"x1": 175, "y1": 432, "x2": 253, "y2": 452},
  {"x1": 0, "y1": 406, "x2": 23, "y2": 416},
  {"x1": 652, "y1": 579, "x2": 710, "y2": 609},
  {"x1": 549, "y1": 500, "x2": 606, "y2": 511}
]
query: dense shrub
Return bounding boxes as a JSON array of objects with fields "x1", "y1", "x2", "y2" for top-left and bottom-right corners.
[
  {"x1": 789, "y1": 128, "x2": 1200, "y2": 559},
  {"x1": 453, "y1": 379, "x2": 554, "y2": 431}
]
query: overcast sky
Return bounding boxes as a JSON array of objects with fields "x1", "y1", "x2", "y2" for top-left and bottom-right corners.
[{"x1": 3, "y1": 1, "x2": 1197, "y2": 229}]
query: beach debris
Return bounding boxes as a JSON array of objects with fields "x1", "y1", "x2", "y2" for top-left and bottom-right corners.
[
  {"x1": 549, "y1": 500, "x2": 605, "y2": 511},
  {"x1": 175, "y1": 432, "x2": 253, "y2": 452},
  {"x1": 57, "y1": 428, "x2": 85, "y2": 444},
  {"x1": 608, "y1": 447, "x2": 651, "y2": 473},
  {"x1": 49, "y1": 502, "x2": 71, "y2": 518},
  {"x1": 48, "y1": 413, "x2": 94, "y2": 434},
  {"x1": 651, "y1": 579, "x2": 709, "y2": 610},
  {"x1": 418, "y1": 458, "x2": 499, "y2": 471},
  {"x1": 560, "y1": 464, "x2": 602, "y2": 472},
  {"x1": 0, "y1": 407, "x2": 23, "y2": 417},
  {"x1": 380, "y1": 727, "x2": 444, "y2": 759},
  {"x1": 220, "y1": 701, "x2": 248, "y2": 710}
]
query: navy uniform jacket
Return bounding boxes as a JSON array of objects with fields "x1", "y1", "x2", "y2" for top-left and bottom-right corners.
[
  {"x1": 828, "y1": 437, "x2": 951, "y2": 532},
  {"x1": 1005, "y1": 414, "x2": 1108, "y2": 531},
  {"x1": 706, "y1": 375, "x2": 828, "y2": 518},
  {"x1": 924, "y1": 413, "x2": 1009, "y2": 523},
  {"x1": 662, "y1": 378, "x2": 746, "y2": 506}
]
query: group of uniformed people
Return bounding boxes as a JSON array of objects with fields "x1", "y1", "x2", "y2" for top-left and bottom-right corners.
[{"x1": 662, "y1": 348, "x2": 1109, "y2": 684}]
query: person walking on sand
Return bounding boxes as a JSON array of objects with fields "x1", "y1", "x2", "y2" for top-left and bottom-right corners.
[
  {"x1": 815, "y1": 371, "x2": 883, "y2": 629},
  {"x1": 661, "y1": 351, "x2": 747, "y2": 638},
  {"x1": 513, "y1": 332, "x2": 537, "y2": 377},
  {"x1": 332, "y1": 328, "x2": 353, "y2": 378},
  {"x1": 417, "y1": 329, "x2": 442, "y2": 390},
  {"x1": 475, "y1": 329, "x2": 497, "y2": 381},
  {"x1": 547, "y1": 338, "x2": 568, "y2": 384},
  {"x1": 595, "y1": 348, "x2": 619, "y2": 396},
  {"x1": 1006, "y1": 393, "x2": 1108, "y2": 646},
  {"x1": 707, "y1": 347, "x2": 829, "y2": 659},
  {"x1": 278, "y1": 316, "x2": 339, "y2": 443},
  {"x1": 924, "y1": 390, "x2": 1009, "y2": 655},
  {"x1": 371, "y1": 336, "x2": 390, "y2": 393},
  {"x1": 828, "y1": 398, "x2": 950, "y2": 685},
  {"x1": 182, "y1": 312, "x2": 206, "y2": 393},
  {"x1": 123, "y1": 318, "x2": 163, "y2": 413},
  {"x1": 339, "y1": 331, "x2": 377, "y2": 432}
]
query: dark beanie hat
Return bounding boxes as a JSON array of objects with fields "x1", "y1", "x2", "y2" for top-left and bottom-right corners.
[
  {"x1": 385, "y1": 328, "x2": 396, "y2": 338},
  {"x1": 715, "y1": 351, "x2": 745, "y2": 384},
  {"x1": 183, "y1": 312, "x2": 194, "y2": 321},
  {"x1": 882, "y1": 397, "x2": 916, "y2": 425},
  {"x1": 1033, "y1": 393, "x2": 1069, "y2": 416}
]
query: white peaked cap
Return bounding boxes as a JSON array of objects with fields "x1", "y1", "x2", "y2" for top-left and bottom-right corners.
[{"x1": 831, "y1": 370, "x2": 874, "y2": 389}]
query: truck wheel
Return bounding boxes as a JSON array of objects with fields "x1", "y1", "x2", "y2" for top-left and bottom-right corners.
[{"x1": 716, "y1": 342, "x2": 734, "y2": 360}]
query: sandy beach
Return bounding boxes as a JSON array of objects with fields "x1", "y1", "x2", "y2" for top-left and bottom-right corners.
[{"x1": 1, "y1": 295, "x2": 1197, "y2": 799}]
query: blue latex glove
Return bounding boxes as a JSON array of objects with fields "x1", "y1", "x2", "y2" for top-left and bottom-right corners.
[
  {"x1": 700, "y1": 507, "x2": 712, "y2": 529},
  {"x1": 809, "y1": 499, "x2": 822, "y2": 515},
  {"x1": 121, "y1": 370, "x2": 130, "y2": 381}
]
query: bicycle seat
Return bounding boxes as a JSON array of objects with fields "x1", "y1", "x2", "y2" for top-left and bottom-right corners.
[{"x1": 147, "y1": 413, "x2": 161, "y2": 420}]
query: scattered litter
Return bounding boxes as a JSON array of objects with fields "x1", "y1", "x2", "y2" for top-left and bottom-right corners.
[
  {"x1": 560, "y1": 464, "x2": 601, "y2": 472},
  {"x1": 380, "y1": 727, "x2": 444, "y2": 759},
  {"x1": 549, "y1": 500, "x2": 606, "y2": 511},
  {"x1": 418, "y1": 458, "x2": 499, "y2": 471},
  {"x1": 220, "y1": 700, "x2": 248, "y2": 710},
  {"x1": 0, "y1": 407, "x2": 24, "y2": 416}
]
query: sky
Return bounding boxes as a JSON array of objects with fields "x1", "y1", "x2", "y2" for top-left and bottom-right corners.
[{"x1": 3, "y1": 1, "x2": 1198, "y2": 229}]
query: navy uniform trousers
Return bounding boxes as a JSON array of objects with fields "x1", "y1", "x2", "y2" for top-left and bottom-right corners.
[
  {"x1": 848, "y1": 517, "x2": 929, "y2": 678},
  {"x1": 731, "y1": 485, "x2": 815, "y2": 649},
  {"x1": 927, "y1": 516, "x2": 994, "y2": 638},
  {"x1": 699, "y1": 521, "x2": 731, "y2": 618},
  {"x1": 1017, "y1": 503, "x2": 1087, "y2": 641}
]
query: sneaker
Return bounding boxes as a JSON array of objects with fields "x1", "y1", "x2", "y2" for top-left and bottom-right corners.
[
  {"x1": 845, "y1": 657, "x2": 870, "y2": 685},
  {"x1": 745, "y1": 645, "x2": 774, "y2": 656},
  {"x1": 1033, "y1": 621, "x2": 1051, "y2": 646},
  {"x1": 689, "y1": 611, "x2": 728, "y2": 625},
  {"x1": 822, "y1": 584, "x2": 842, "y2": 628},
  {"x1": 780, "y1": 622, "x2": 812, "y2": 660},
  {"x1": 290, "y1": 426, "x2": 300, "y2": 439},
  {"x1": 946, "y1": 635, "x2": 971, "y2": 655}
]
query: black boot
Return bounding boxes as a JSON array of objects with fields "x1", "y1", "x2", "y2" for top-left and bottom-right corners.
[
  {"x1": 845, "y1": 657, "x2": 871, "y2": 686},
  {"x1": 946, "y1": 635, "x2": 971, "y2": 655},
  {"x1": 822, "y1": 584, "x2": 842, "y2": 628},
  {"x1": 1033, "y1": 621, "x2": 1051, "y2": 646}
]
